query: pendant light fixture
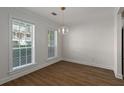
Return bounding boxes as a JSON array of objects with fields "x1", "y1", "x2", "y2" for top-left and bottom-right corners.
[{"x1": 60, "y1": 7, "x2": 69, "y2": 34}]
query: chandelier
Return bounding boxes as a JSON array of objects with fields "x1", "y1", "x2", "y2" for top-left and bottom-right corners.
[{"x1": 59, "y1": 7, "x2": 69, "y2": 34}]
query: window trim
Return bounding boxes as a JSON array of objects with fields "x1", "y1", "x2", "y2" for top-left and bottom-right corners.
[
  {"x1": 47, "y1": 29, "x2": 58, "y2": 60},
  {"x1": 9, "y1": 17, "x2": 35, "y2": 72}
]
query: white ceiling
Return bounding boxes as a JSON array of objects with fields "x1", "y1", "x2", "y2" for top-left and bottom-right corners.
[{"x1": 26, "y1": 7, "x2": 115, "y2": 26}]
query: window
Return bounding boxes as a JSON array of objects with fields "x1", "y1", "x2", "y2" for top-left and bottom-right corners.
[
  {"x1": 48, "y1": 30, "x2": 57, "y2": 59},
  {"x1": 11, "y1": 19, "x2": 35, "y2": 71}
]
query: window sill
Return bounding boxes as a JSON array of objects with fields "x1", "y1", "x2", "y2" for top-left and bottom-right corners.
[{"x1": 9, "y1": 63, "x2": 37, "y2": 75}]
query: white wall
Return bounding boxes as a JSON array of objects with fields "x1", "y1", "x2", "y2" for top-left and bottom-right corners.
[
  {"x1": 0, "y1": 8, "x2": 62, "y2": 84},
  {"x1": 63, "y1": 9, "x2": 115, "y2": 70}
]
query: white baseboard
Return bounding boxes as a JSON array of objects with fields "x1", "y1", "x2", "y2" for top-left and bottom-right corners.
[
  {"x1": 63, "y1": 58, "x2": 112, "y2": 70},
  {"x1": 0, "y1": 57, "x2": 62, "y2": 85},
  {"x1": 113, "y1": 69, "x2": 123, "y2": 79},
  {"x1": 115, "y1": 74, "x2": 123, "y2": 79}
]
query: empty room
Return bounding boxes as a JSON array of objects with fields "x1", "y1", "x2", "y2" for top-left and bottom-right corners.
[{"x1": 0, "y1": 7, "x2": 124, "y2": 86}]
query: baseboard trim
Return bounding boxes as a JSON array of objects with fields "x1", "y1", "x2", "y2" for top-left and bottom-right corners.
[
  {"x1": 63, "y1": 58, "x2": 112, "y2": 70},
  {"x1": 0, "y1": 58, "x2": 62, "y2": 85},
  {"x1": 115, "y1": 74, "x2": 123, "y2": 79}
]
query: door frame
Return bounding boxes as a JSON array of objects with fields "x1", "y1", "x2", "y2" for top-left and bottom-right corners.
[{"x1": 122, "y1": 27, "x2": 124, "y2": 79}]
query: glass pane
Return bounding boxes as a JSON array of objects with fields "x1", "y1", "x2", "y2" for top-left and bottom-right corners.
[
  {"x1": 13, "y1": 57, "x2": 19, "y2": 67},
  {"x1": 19, "y1": 32, "x2": 26, "y2": 48},
  {"x1": 20, "y1": 23, "x2": 26, "y2": 31},
  {"x1": 12, "y1": 32, "x2": 20, "y2": 40},
  {"x1": 26, "y1": 41, "x2": 32, "y2": 47},
  {"x1": 13, "y1": 41, "x2": 19, "y2": 48},
  {"x1": 50, "y1": 31, "x2": 55, "y2": 46},
  {"x1": 19, "y1": 23, "x2": 26, "y2": 48},
  {"x1": 21, "y1": 56, "x2": 26, "y2": 65},
  {"x1": 19, "y1": 32, "x2": 25, "y2": 40},
  {"x1": 12, "y1": 22, "x2": 20, "y2": 31},
  {"x1": 19, "y1": 40, "x2": 26, "y2": 48},
  {"x1": 20, "y1": 26, "x2": 26, "y2": 31},
  {"x1": 13, "y1": 49, "x2": 19, "y2": 57},
  {"x1": 27, "y1": 48, "x2": 31, "y2": 56},
  {"x1": 13, "y1": 49, "x2": 19, "y2": 67},
  {"x1": 21, "y1": 48, "x2": 26, "y2": 57},
  {"x1": 27, "y1": 48, "x2": 32, "y2": 63},
  {"x1": 27, "y1": 55, "x2": 31, "y2": 64},
  {"x1": 25, "y1": 34, "x2": 31, "y2": 47},
  {"x1": 25, "y1": 25, "x2": 32, "y2": 44},
  {"x1": 27, "y1": 25, "x2": 31, "y2": 32},
  {"x1": 25, "y1": 33, "x2": 31, "y2": 41},
  {"x1": 20, "y1": 48, "x2": 26, "y2": 65},
  {"x1": 50, "y1": 31, "x2": 52, "y2": 46}
]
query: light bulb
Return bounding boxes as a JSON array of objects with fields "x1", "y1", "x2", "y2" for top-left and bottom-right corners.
[{"x1": 62, "y1": 27, "x2": 65, "y2": 34}]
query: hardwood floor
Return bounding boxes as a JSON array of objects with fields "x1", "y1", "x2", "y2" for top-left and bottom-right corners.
[{"x1": 2, "y1": 61, "x2": 124, "y2": 86}]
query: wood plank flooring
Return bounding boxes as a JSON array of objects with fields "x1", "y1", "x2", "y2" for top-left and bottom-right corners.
[{"x1": 2, "y1": 61, "x2": 124, "y2": 86}]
